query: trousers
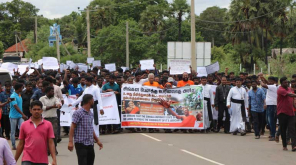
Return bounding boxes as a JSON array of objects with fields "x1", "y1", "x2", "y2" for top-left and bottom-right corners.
[
  {"x1": 75, "y1": 143, "x2": 95, "y2": 165},
  {"x1": 278, "y1": 113, "x2": 296, "y2": 148}
]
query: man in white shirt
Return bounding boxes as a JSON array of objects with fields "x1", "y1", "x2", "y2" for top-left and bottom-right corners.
[
  {"x1": 69, "y1": 77, "x2": 104, "y2": 137},
  {"x1": 260, "y1": 76, "x2": 278, "y2": 141},
  {"x1": 227, "y1": 78, "x2": 249, "y2": 136},
  {"x1": 39, "y1": 86, "x2": 62, "y2": 155},
  {"x1": 201, "y1": 76, "x2": 214, "y2": 132},
  {"x1": 133, "y1": 72, "x2": 148, "y2": 85}
]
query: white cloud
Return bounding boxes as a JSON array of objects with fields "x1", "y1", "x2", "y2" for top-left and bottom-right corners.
[{"x1": 0, "y1": 0, "x2": 231, "y2": 19}]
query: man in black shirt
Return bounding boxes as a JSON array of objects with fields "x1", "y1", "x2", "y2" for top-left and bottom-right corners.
[
  {"x1": 21, "y1": 82, "x2": 33, "y2": 118},
  {"x1": 214, "y1": 76, "x2": 231, "y2": 133}
]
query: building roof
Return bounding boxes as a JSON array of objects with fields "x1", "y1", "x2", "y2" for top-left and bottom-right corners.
[
  {"x1": 5, "y1": 39, "x2": 29, "y2": 53},
  {"x1": 271, "y1": 48, "x2": 296, "y2": 58}
]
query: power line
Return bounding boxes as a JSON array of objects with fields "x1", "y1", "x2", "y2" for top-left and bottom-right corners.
[
  {"x1": 196, "y1": 7, "x2": 287, "y2": 24},
  {"x1": 196, "y1": 25, "x2": 252, "y2": 34}
]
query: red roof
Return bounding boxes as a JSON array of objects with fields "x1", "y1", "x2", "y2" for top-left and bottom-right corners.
[{"x1": 5, "y1": 39, "x2": 29, "y2": 53}]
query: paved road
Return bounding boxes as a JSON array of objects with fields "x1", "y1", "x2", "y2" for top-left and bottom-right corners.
[{"x1": 11, "y1": 130, "x2": 296, "y2": 165}]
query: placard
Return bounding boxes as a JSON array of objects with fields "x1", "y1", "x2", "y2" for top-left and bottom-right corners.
[
  {"x1": 87, "y1": 57, "x2": 94, "y2": 64},
  {"x1": 66, "y1": 61, "x2": 73, "y2": 66},
  {"x1": 206, "y1": 62, "x2": 220, "y2": 75},
  {"x1": 42, "y1": 57, "x2": 59, "y2": 70},
  {"x1": 140, "y1": 59, "x2": 154, "y2": 70},
  {"x1": 121, "y1": 67, "x2": 128, "y2": 72},
  {"x1": 169, "y1": 59, "x2": 191, "y2": 75},
  {"x1": 105, "y1": 63, "x2": 116, "y2": 72},
  {"x1": 93, "y1": 60, "x2": 101, "y2": 67},
  {"x1": 196, "y1": 67, "x2": 208, "y2": 77},
  {"x1": 78, "y1": 64, "x2": 88, "y2": 72}
]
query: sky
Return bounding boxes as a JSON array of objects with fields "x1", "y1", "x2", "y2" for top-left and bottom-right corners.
[{"x1": 1, "y1": 0, "x2": 231, "y2": 19}]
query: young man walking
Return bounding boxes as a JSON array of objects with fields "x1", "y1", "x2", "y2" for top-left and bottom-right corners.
[
  {"x1": 68, "y1": 94, "x2": 103, "y2": 165},
  {"x1": 15, "y1": 100, "x2": 56, "y2": 165}
]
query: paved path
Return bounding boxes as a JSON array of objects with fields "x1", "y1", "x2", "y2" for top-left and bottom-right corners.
[{"x1": 10, "y1": 130, "x2": 296, "y2": 165}]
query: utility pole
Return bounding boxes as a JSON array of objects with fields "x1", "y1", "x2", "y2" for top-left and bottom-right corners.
[
  {"x1": 56, "y1": 31, "x2": 60, "y2": 62},
  {"x1": 86, "y1": 7, "x2": 91, "y2": 57},
  {"x1": 15, "y1": 32, "x2": 18, "y2": 56},
  {"x1": 191, "y1": 0, "x2": 197, "y2": 69},
  {"x1": 126, "y1": 21, "x2": 129, "y2": 67},
  {"x1": 35, "y1": 16, "x2": 38, "y2": 43}
]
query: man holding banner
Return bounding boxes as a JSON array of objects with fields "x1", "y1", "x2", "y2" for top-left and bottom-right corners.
[{"x1": 201, "y1": 76, "x2": 214, "y2": 132}]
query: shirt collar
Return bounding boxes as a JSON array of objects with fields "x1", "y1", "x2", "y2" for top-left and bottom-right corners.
[{"x1": 30, "y1": 117, "x2": 44, "y2": 125}]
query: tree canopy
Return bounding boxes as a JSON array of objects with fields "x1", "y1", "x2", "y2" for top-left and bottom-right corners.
[{"x1": 1, "y1": 0, "x2": 296, "y2": 76}]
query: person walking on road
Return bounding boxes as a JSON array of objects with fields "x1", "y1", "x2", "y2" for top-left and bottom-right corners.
[
  {"x1": 15, "y1": 100, "x2": 57, "y2": 165},
  {"x1": 68, "y1": 94, "x2": 103, "y2": 165}
]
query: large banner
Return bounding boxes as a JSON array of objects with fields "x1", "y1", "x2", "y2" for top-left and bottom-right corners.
[
  {"x1": 121, "y1": 84, "x2": 204, "y2": 129},
  {"x1": 60, "y1": 92, "x2": 120, "y2": 126}
]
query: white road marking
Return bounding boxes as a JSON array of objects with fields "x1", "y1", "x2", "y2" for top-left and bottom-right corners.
[
  {"x1": 140, "y1": 133, "x2": 162, "y2": 142},
  {"x1": 181, "y1": 149, "x2": 225, "y2": 165}
]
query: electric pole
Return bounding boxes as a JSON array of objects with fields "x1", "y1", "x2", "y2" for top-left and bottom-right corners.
[
  {"x1": 56, "y1": 30, "x2": 60, "y2": 62},
  {"x1": 86, "y1": 7, "x2": 91, "y2": 57},
  {"x1": 126, "y1": 21, "x2": 129, "y2": 67},
  {"x1": 35, "y1": 16, "x2": 38, "y2": 43},
  {"x1": 15, "y1": 32, "x2": 18, "y2": 56},
  {"x1": 191, "y1": 0, "x2": 196, "y2": 69}
]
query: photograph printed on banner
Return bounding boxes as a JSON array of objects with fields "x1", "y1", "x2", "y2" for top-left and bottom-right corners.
[{"x1": 121, "y1": 85, "x2": 205, "y2": 129}]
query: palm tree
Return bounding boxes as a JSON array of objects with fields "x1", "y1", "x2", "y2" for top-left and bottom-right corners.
[{"x1": 170, "y1": 0, "x2": 190, "y2": 41}]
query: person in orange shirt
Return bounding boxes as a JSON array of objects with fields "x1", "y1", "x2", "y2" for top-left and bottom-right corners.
[
  {"x1": 143, "y1": 73, "x2": 161, "y2": 88},
  {"x1": 177, "y1": 72, "x2": 194, "y2": 87},
  {"x1": 125, "y1": 101, "x2": 140, "y2": 114},
  {"x1": 157, "y1": 98, "x2": 198, "y2": 127}
]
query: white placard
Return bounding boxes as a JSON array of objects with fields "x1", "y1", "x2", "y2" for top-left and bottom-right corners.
[
  {"x1": 169, "y1": 59, "x2": 191, "y2": 75},
  {"x1": 66, "y1": 61, "x2": 73, "y2": 66},
  {"x1": 93, "y1": 60, "x2": 101, "y2": 67},
  {"x1": 60, "y1": 64, "x2": 69, "y2": 72},
  {"x1": 42, "y1": 57, "x2": 59, "y2": 70},
  {"x1": 140, "y1": 59, "x2": 154, "y2": 70},
  {"x1": 32, "y1": 62, "x2": 39, "y2": 69},
  {"x1": 105, "y1": 63, "x2": 116, "y2": 72},
  {"x1": 196, "y1": 67, "x2": 208, "y2": 77},
  {"x1": 18, "y1": 65, "x2": 29, "y2": 75},
  {"x1": 69, "y1": 62, "x2": 77, "y2": 69},
  {"x1": 121, "y1": 67, "x2": 128, "y2": 72},
  {"x1": 37, "y1": 59, "x2": 43, "y2": 65},
  {"x1": 1, "y1": 63, "x2": 18, "y2": 75},
  {"x1": 206, "y1": 62, "x2": 220, "y2": 75},
  {"x1": 78, "y1": 64, "x2": 88, "y2": 72},
  {"x1": 87, "y1": 57, "x2": 94, "y2": 64},
  {"x1": 60, "y1": 112, "x2": 73, "y2": 127}
]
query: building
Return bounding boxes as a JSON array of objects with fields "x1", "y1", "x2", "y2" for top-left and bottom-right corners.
[{"x1": 3, "y1": 39, "x2": 29, "y2": 63}]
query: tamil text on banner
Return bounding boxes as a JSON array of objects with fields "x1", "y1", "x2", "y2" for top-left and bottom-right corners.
[
  {"x1": 99, "y1": 92, "x2": 120, "y2": 125},
  {"x1": 60, "y1": 93, "x2": 120, "y2": 126},
  {"x1": 121, "y1": 84, "x2": 204, "y2": 129}
]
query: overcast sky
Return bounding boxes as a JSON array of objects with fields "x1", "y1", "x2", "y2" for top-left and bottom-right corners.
[{"x1": 1, "y1": 0, "x2": 231, "y2": 19}]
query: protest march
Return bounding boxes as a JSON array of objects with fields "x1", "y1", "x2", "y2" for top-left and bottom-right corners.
[
  {"x1": 0, "y1": 57, "x2": 295, "y2": 165},
  {"x1": 2, "y1": 0, "x2": 296, "y2": 164}
]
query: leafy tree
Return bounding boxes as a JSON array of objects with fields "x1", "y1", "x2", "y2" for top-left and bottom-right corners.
[
  {"x1": 0, "y1": 0, "x2": 39, "y2": 47},
  {"x1": 197, "y1": 6, "x2": 227, "y2": 46},
  {"x1": 139, "y1": 2, "x2": 169, "y2": 34},
  {"x1": 170, "y1": 0, "x2": 190, "y2": 41},
  {"x1": 0, "y1": 41, "x2": 4, "y2": 58}
]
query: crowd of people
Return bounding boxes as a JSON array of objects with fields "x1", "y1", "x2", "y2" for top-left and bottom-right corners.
[{"x1": 0, "y1": 64, "x2": 296, "y2": 165}]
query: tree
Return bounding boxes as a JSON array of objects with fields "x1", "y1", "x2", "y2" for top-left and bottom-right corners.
[
  {"x1": 170, "y1": 0, "x2": 190, "y2": 41},
  {"x1": 197, "y1": 6, "x2": 227, "y2": 46},
  {"x1": 139, "y1": 2, "x2": 169, "y2": 34},
  {"x1": 0, "y1": 0, "x2": 41, "y2": 50},
  {"x1": 0, "y1": 41, "x2": 4, "y2": 58}
]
